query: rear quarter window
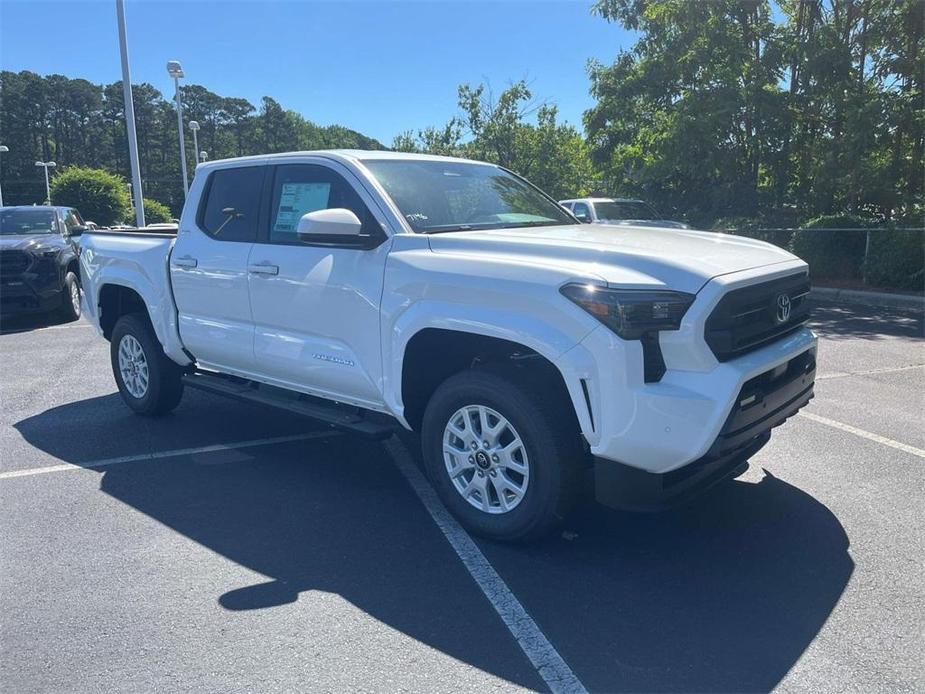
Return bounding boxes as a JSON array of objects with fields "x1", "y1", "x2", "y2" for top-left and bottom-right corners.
[{"x1": 197, "y1": 166, "x2": 265, "y2": 242}]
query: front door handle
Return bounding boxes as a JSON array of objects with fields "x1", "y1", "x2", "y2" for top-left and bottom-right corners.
[
  {"x1": 172, "y1": 255, "x2": 198, "y2": 269},
  {"x1": 248, "y1": 263, "x2": 279, "y2": 276}
]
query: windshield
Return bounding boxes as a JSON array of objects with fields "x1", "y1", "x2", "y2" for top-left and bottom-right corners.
[
  {"x1": 363, "y1": 159, "x2": 575, "y2": 233},
  {"x1": 593, "y1": 200, "x2": 660, "y2": 221},
  {"x1": 0, "y1": 209, "x2": 57, "y2": 235}
]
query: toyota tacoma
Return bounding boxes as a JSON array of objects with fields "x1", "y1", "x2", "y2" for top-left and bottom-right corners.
[{"x1": 79, "y1": 151, "x2": 816, "y2": 541}]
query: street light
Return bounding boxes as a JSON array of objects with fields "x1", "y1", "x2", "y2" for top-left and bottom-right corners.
[
  {"x1": 35, "y1": 161, "x2": 56, "y2": 204},
  {"x1": 0, "y1": 145, "x2": 8, "y2": 206},
  {"x1": 188, "y1": 120, "x2": 201, "y2": 167},
  {"x1": 117, "y1": 0, "x2": 146, "y2": 227},
  {"x1": 167, "y1": 59, "x2": 189, "y2": 196}
]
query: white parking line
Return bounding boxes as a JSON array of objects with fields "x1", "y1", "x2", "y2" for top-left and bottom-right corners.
[
  {"x1": 384, "y1": 437, "x2": 588, "y2": 694},
  {"x1": 0, "y1": 431, "x2": 341, "y2": 480},
  {"x1": 799, "y1": 411, "x2": 925, "y2": 459},
  {"x1": 816, "y1": 363, "x2": 924, "y2": 380}
]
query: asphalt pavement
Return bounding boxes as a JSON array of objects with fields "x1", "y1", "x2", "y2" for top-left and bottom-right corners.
[{"x1": 1, "y1": 299, "x2": 922, "y2": 693}]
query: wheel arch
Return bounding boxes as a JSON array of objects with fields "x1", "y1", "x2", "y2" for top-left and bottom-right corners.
[
  {"x1": 98, "y1": 283, "x2": 150, "y2": 340},
  {"x1": 398, "y1": 327, "x2": 586, "y2": 436}
]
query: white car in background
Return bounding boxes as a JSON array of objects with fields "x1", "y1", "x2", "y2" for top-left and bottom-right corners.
[{"x1": 561, "y1": 197, "x2": 689, "y2": 229}]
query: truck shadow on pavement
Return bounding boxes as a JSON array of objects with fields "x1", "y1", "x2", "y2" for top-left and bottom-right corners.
[{"x1": 17, "y1": 394, "x2": 853, "y2": 692}]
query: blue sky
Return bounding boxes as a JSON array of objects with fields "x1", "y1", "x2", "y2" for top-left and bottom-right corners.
[{"x1": 0, "y1": 0, "x2": 634, "y2": 144}]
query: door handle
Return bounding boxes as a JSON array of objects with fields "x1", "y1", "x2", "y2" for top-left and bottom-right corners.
[
  {"x1": 172, "y1": 255, "x2": 198, "y2": 269},
  {"x1": 248, "y1": 263, "x2": 279, "y2": 276}
]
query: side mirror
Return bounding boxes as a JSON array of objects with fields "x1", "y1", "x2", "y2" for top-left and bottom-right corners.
[
  {"x1": 297, "y1": 208, "x2": 362, "y2": 239},
  {"x1": 69, "y1": 225, "x2": 88, "y2": 237}
]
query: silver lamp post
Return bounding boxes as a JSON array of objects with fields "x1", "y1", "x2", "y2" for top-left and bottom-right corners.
[
  {"x1": 0, "y1": 145, "x2": 8, "y2": 206},
  {"x1": 166, "y1": 60, "x2": 188, "y2": 196},
  {"x1": 117, "y1": 0, "x2": 146, "y2": 227},
  {"x1": 35, "y1": 161, "x2": 56, "y2": 204},
  {"x1": 189, "y1": 120, "x2": 201, "y2": 166}
]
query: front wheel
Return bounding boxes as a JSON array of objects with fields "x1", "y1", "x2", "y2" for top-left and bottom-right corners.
[
  {"x1": 421, "y1": 368, "x2": 584, "y2": 542},
  {"x1": 110, "y1": 313, "x2": 184, "y2": 416},
  {"x1": 58, "y1": 271, "x2": 81, "y2": 322}
]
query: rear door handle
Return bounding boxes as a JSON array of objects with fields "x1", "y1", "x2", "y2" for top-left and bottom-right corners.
[
  {"x1": 172, "y1": 255, "x2": 198, "y2": 269},
  {"x1": 248, "y1": 263, "x2": 279, "y2": 276}
]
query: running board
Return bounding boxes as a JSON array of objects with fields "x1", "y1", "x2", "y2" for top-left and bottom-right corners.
[{"x1": 181, "y1": 371, "x2": 399, "y2": 439}]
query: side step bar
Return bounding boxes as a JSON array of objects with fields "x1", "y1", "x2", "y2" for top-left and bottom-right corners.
[{"x1": 181, "y1": 371, "x2": 399, "y2": 439}]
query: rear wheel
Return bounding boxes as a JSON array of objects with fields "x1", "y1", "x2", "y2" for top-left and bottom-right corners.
[
  {"x1": 58, "y1": 271, "x2": 81, "y2": 322},
  {"x1": 421, "y1": 367, "x2": 584, "y2": 541},
  {"x1": 110, "y1": 313, "x2": 184, "y2": 416}
]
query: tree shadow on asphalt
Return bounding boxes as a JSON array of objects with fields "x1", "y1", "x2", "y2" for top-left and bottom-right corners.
[
  {"x1": 17, "y1": 394, "x2": 853, "y2": 692},
  {"x1": 809, "y1": 299, "x2": 924, "y2": 341}
]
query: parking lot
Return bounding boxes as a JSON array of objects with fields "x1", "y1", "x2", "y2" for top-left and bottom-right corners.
[{"x1": 1, "y1": 298, "x2": 922, "y2": 693}]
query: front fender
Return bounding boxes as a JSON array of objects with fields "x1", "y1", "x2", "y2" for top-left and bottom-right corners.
[{"x1": 381, "y1": 300, "x2": 596, "y2": 435}]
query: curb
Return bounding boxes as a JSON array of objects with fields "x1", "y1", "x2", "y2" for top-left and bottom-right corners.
[{"x1": 811, "y1": 286, "x2": 925, "y2": 310}]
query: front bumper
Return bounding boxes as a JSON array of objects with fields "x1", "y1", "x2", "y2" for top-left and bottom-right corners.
[
  {"x1": 593, "y1": 347, "x2": 815, "y2": 510},
  {"x1": 0, "y1": 274, "x2": 62, "y2": 314}
]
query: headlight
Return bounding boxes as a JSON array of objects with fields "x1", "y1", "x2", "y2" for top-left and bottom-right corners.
[{"x1": 560, "y1": 284, "x2": 695, "y2": 339}]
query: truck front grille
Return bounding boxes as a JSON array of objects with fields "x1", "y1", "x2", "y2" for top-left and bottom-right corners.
[
  {"x1": 705, "y1": 273, "x2": 811, "y2": 361},
  {"x1": 0, "y1": 250, "x2": 31, "y2": 276}
]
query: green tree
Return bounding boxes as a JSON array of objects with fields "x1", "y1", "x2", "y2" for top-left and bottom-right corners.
[
  {"x1": 586, "y1": 1, "x2": 784, "y2": 224},
  {"x1": 49, "y1": 167, "x2": 131, "y2": 226},
  {"x1": 395, "y1": 80, "x2": 595, "y2": 199},
  {"x1": 0, "y1": 70, "x2": 384, "y2": 211},
  {"x1": 585, "y1": 0, "x2": 924, "y2": 225}
]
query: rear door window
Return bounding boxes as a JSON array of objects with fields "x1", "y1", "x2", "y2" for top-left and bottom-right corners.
[{"x1": 198, "y1": 166, "x2": 265, "y2": 242}]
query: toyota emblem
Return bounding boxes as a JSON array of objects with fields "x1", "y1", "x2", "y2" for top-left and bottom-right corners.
[{"x1": 776, "y1": 293, "x2": 791, "y2": 323}]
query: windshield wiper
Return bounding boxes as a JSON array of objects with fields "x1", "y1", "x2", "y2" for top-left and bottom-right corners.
[
  {"x1": 507, "y1": 220, "x2": 562, "y2": 228},
  {"x1": 423, "y1": 223, "x2": 507, "y2": 234}
]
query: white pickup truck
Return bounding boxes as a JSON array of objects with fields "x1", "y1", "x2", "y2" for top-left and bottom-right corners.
[{"x1": 80, "y1": 150, "x2": 816, "y2": 541}]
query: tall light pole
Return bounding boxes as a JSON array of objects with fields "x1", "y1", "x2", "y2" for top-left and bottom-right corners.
[
  {"x1": 167, "y1": 60, "x2": 188, "y2": 196},
  {"x1": 35, "y1": 161, "x2": 56, "y2": 204},
  {"x1": 116, "y1": 0, "x2": 146, "y2": 227},
  {"x1": 0, "y1": 145, "x2": 8, "y2": 206},
  {"x1": 188, "y1": 120, "x2": 201, "y2": 168}
]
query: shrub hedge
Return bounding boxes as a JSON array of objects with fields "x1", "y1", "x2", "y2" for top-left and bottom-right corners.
[
  {"x1": 49, "y1": 166, "x2": 132, "y2": 227},
  {"x1": 863, "y1": 229, "x2": 924, "y2": 291},
  {"x1": 788, "y1": 215, "x2": 871, "y2": 282},
  {"x1": 712, "y1": 213, "x2": 923, "y2": 292}
]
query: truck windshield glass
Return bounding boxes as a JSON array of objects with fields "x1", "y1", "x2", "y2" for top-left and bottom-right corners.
[
  {"x1": 0, "y1": 209, "x2": 57, "y2": 235},
  {"x1": 363, "y1": 160, "x2": 575, "y2": 233},
  {"x1": 594, "y1": 201, "x2": 660, "y2": 221}
]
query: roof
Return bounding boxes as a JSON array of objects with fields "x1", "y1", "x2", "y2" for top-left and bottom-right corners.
[{"x1": 198, "y1": 149, "x2": 495, "y2": 171}]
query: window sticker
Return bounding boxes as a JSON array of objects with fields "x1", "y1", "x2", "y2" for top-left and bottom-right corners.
[{"x1": 273, "y1": 182, "x2": 332, "y2": 232}]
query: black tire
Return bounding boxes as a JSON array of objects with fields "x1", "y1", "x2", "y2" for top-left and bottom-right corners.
[
  {"x1": 58, "y1": 271, "x2": 81, "y2": 322},
  {"x1": 110, "y1": 313, "x2": 184, "y2": 416},
  {"x1": 421, "y1": 367, "x2": 585, "y2": 542}
]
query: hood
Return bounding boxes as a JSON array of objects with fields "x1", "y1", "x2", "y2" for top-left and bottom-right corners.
[
  {"x1": 426, "y1": 223, "x2": 800, "y2": 294},
  {"x1": 0, "y1": 233, "x2": 62, "y2": 253}
]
